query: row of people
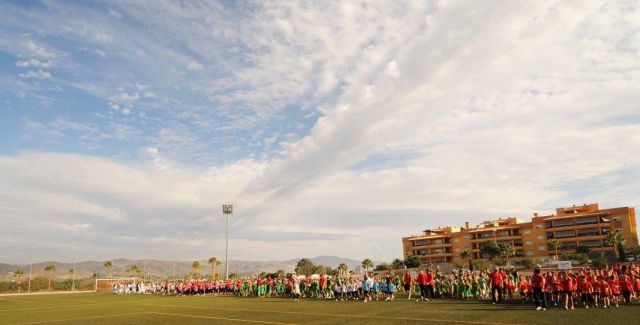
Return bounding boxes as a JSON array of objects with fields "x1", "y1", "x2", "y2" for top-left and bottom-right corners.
[{"x1": 110, "y1": 262, "x2": 640, "y2": 311}]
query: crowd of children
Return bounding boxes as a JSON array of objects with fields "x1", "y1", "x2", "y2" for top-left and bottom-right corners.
[
  {"x1": 111, "y1": 262, "x2": 640, "y2": 311},
  {"x1": 403, "y1": 262, "x2": 640, "y2": 311}
]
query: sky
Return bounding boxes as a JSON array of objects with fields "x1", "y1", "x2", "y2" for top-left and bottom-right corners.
[{"x1": 1, "y1": 0, "x2": 640, "y2": 264}]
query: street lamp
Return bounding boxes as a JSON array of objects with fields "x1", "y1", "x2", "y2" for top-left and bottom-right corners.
[{"x1": 222, "y1": 204, "x2": 233, "y2": 280}]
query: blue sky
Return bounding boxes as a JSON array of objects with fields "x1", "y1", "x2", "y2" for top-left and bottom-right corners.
[{"x1": 1, "y1": 0, "x2": 640, "y2": 264}]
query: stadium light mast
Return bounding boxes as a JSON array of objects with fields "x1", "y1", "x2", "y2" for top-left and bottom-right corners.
[
  {"x1": 222, "y1": 204, "x2": 233, "y2": 280},
  {"x1": 27, "y1": 245, "x2": 33, "y2": 293},
  {"x1": 71, "y1": 252, "x2": 76, "y2": 291}
]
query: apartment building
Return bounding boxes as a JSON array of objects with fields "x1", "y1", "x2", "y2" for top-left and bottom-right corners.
[{"x1": 402, "y1": 203, "x2": 637, "y2": 264}]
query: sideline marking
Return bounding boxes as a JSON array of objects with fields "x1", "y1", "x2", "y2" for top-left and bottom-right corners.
[
  {"x1": 7, "y1": 312, "x2": 142, "y2": 325},
  {"x1": 149, "y1": 311, "x2": 299, "y2": 325},
  {"x1": 0, "y1": 298, "x2": 161, "y2": 312},
  {"x1": 141, "y1": 303, "x2": 525, "y2": 325}
]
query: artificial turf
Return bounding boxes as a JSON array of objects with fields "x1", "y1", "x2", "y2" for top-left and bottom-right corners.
[{"x1": 1, "y1": 292, "x2": 639, "y2": 325}]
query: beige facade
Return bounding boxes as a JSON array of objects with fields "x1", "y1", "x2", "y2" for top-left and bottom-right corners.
[{"x1": 402, "y1": 203, "x2": 638, "y2": 264}]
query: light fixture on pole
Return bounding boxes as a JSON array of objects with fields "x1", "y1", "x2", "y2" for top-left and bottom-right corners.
[{"x1": 222, "y1": 204, "x2": 233, "y2": 280}]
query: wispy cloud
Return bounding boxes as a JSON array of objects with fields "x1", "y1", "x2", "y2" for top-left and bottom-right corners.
[{"x1": 1, "y1": 0, "x2": 639, "y2": 263}]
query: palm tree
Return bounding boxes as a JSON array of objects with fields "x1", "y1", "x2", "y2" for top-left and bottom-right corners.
[
  {"x1": 361, "y1": 259, "x2": 373, "y2": 272},
  {"x1": 103, "y1": 261, "x2": 113, "y2": 279},
  {"x1": 208, "y1": 257, "x2": 221, "y2": 280},
  {"x1": 44, "y1": 264, "x2": 56, "y2": 290},
  {"x1": 68, "y1": 268, "x2": 75, "y2": 279},
  {"x1": 337, "y1": 263, "x2": 348, "y2": 276},
  {"x1": 605, "y1": 232, "x2": 625, "y2": 261},
  {"x1": 127, "y1": 265, "x2": 140, "y2": 279},
  {"x1": 548, "y1": 239, "x2": 561, "y2": 261},
  {"x1": 192, "y1": 261, "x2": 201, "y2": 279},
  {"x1": 14, "y1": 269, "x2": 24, "y2": 292}
]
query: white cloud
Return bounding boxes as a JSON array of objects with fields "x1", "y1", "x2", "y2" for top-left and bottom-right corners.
[
  {"x1": 385, "y1": 60, "x2": 399, "y2": 78},
  {"x1": 187, "y1": 60, "x2": 203, "y2": 71},
  {"x1": 19, "y1": 70, "x2": 52, "y2": 79},
  {"x1": 108, "y1": 8, "x2": 122, "y2": 19},
  {"x1": 111, "y1": 91, "x2": 139, "y2": 104},
  {"x1": 121, "y1": 107, "x2": 131, "y2": 116},
  {"x1": 16, "y1": 59, "x2": 53, "y2": 68},
  {"x1": 25, "y1": 40, "x2": 55, "y2": 59}
]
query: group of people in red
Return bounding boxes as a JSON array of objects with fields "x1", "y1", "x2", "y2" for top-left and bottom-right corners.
[{"x1": 499, "y1": 263, "x2": 640, "y2": 310}]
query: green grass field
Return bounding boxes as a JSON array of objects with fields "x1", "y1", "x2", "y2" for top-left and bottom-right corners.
[{"x1": 1, "y1": 292, "x2": 639, "y2": 325}]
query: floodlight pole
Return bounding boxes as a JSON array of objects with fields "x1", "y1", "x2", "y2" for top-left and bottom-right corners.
[
  {"x1": 223, "y1": 204, "x2": 233, "y2": 280},
  {"x1": 27, "y1": 245, "x2": 33, "y2": 293},
  {"x1": 71, "y1": 252, "x2": 76, "y2": 291}
]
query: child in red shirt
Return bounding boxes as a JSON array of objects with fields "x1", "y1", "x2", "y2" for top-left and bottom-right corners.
[
  {"x1": 578, "y1": 276, "x2": 593, "y2": 308},
  {"x1": 599, "y1": 277, "x2": 612, "y2": 308},
  {"x1": 620, "y1": 274, "x2": 635, "y2": 305},
  {"x1": 561, "y1": 273, "x2": 575, "y2": 310},
  {"x1": 608, "y1": 274, "x2": 621, "y2": 308}
]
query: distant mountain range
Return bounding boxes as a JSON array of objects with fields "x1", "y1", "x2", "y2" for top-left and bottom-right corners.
[{"x1": 0, "y1": 256, "x2": 364, "y2": 280}]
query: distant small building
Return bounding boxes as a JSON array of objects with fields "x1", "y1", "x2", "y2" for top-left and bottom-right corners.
[{"x1": 402, "y1": 203, "x2": 638, "y2": 264}]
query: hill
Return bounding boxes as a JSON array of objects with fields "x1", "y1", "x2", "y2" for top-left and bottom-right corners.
[{"x1": 0, "y1": 256, "x2": 363, "y2": 280}]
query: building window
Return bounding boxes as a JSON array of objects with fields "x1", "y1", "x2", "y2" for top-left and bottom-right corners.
[
  {"x1": 554, "y1": 219, "x2": 576, "y2": 227},
  {"x1": 555, "y1": 230, "x2": 577, "y2": 238},
  {"x1": 526, "y1": 252, "x2": 534, "y2": 256},
  {"x1": 538, "y1": 246, "x2": 545, "y2": 251},
  {"x1": 536, "y1": 224, "x2": 543, "y2": 229},
  {"x1": 559, "y1": 241, "x2": 577, "y2": 250},
  {"x1": 613, "y1": 216, "x2": 621, "y2": 221},
  {"x1": 575, "y1": 216, "x2": 598, "y2": 225},
  {"x1": 577, "y1": 228, "x2": 600, "y2": 237},
  {"x1": 579, "y1": 240, "x2": 602, "y2": 248},
  {"x1": 523, "y1": 230, "x2": 531, "y2": 235},
  {"x1": 537, "y1": 235, "x2": 544, "y2": 240},
  {"x1": 497, "y1": 230, "x2": 511, "y2": 237},
  {"x1": 525, "y1": 240, "x2": 532, "y2": 245},
  {"x1": 454, "y1": 239, "x2": 459, "y2": 243}
]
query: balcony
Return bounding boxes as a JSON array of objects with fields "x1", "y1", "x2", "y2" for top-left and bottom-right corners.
[
  {"x1": 546, "y1": 216, "x2": 611, "y2": 229},
  {"x1": 555, "y1": 230, "x2": 577, "y2": 238},
  {"x1": 412, "y1": 239, "x2": 452, "y2": 247},
  {"x1": 578, "y1": 240, "x2": 603, "y2": 248},
  {"x1": 577, "y1": 229, "x2": 601, "y2": 237}
]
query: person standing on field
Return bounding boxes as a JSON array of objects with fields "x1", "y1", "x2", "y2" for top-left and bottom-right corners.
[
  {"x1": 417, "y1": 269, "x2": 428, "y2": 301},
  {"x1": 489, "y1": 267, "x2": 504, "y2": 304},
  {"x1": 425, "y1": 269, "x2": 435, "y2": 300},
  {"x1": 403, "y1": 270, "x2": 414, "y2": 300},
  {"x1": 532, "y1": 267, "x2": 547, "y2": 310}
]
